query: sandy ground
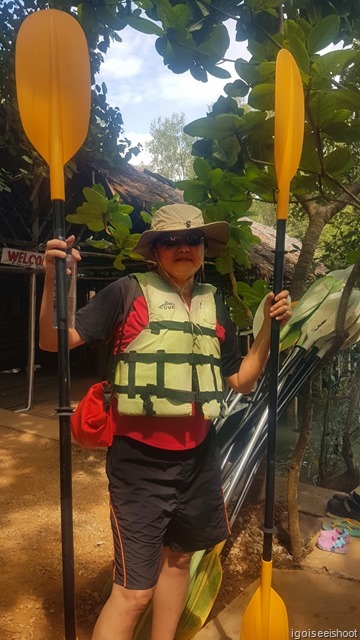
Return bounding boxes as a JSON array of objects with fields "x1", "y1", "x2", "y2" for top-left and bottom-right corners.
[{"x1": 0, "y1": 425, "x2": 294, "y2": 640}]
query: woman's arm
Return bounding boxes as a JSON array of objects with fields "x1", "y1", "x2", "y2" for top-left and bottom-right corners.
[{"x1": 225, "y1": 290, "x2": 291, "y2": 395}]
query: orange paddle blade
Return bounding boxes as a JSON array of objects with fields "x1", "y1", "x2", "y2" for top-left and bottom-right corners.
[
  {"x1": 274, "y1": 49, "x2": 304, "y2": 220},
  {"x1": 15, "y1": 9, "x2": 91, "y2": 200},
  {"x1": 241, "y1": 560, "x2": 288, "y2": 640}
]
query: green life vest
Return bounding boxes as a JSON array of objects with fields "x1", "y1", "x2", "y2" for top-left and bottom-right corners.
[{"x1": 113, "y1": 272, "x2": 226, "y2": 418}]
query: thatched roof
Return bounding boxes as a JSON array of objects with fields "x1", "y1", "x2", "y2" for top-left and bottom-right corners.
[{"x1": 0, "y1": 157, "x2": 326, "y2": 284}]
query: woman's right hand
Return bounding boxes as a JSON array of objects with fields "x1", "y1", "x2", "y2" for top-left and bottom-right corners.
[{"x1": 43, "y1": 235, "x2": 81, "y2": 275}]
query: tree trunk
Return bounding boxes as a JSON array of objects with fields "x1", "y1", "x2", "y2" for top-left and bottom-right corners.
[
  {"x1": 287, "y1": 380, "x2": 313, "y2": 562},
  {"x1": 289, "y1": 212, "x2": 326, "y2": 300}
]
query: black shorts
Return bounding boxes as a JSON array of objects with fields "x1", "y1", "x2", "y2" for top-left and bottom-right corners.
[{"x1": 106, "y1": 427, "x2": 230, "y2": 590}]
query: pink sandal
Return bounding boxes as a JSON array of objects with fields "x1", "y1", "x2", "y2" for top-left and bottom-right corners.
[
  {"x1": 316, "y1": 532, "x2": 348, "y2": 554},
  {"x1": 320, "y1": 527, "x2": 351, "y2": 543}
]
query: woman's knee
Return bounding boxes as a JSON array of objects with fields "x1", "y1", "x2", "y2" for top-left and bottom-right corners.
[{"x1": 110, "y1": 583, "x2": 154, "y2": 615}]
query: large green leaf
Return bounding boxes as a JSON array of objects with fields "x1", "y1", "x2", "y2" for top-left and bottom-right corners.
[
  {"x1": 184, "y1": 114, "x2": 244, "y2": 139},
  {"x1": 307, "y1": 15, "x2": 340, "y2": 56},
  {"x1": 224, "y1": 79, "x2": 249, "y2": 98},
  {"x1": 237, "y1": 279, "x2": 270, "y2": 315},
  {"x1": 311, "y1": 50, "x2": 357, "y2": 89},
  {"x1": 323, "y1": 148, "x2": 353, "y2": 175},
  {"x1": 284, "y1": 19, "x2": 306, "y2": 44},
  {"x1": 193, "y1": 158, "x2": 212, "y2": 183},
  {"x1": 300, "y1": 131, "x2": 321, "y2": 173},
  {"x1": 125, "y1": 15, "x2": 164, "y2": 35},
  {"x1": 324, "y1": 120, "x2": 360, "y2": 143},
  {"x1": 284, "y1": 36, "x2": 310, "y2": 73},
  {"x1": 235, "y1": 58, "x2": 259, "y2": 85},
  {"x1": 83, "y1": 186, "x2": 108, "y2": 213},
  {"x1": 248, "y1": 83, "x2": 275, "y2": 111}
]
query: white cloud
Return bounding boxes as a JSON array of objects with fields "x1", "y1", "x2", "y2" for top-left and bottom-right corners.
[{"x1": 96, "y1": 20, "x2": 250, "y2": 134}]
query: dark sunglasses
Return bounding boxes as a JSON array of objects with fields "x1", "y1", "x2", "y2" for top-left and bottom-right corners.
[{"x1": 156, "y1": 234, "x2": 205, "y2": 248}]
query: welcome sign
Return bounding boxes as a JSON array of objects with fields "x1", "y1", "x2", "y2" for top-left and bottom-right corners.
[{"x1": 1, "y1": 247, "x2": 44, "y2": 269}]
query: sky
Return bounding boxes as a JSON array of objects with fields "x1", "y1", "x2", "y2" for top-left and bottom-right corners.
[{"x1": 96, "y1": 21, "x2": 249, "y2": 165}]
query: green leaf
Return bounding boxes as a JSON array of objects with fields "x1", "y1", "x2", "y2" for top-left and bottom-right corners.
[
  {"x1": 208, "y1": 168, "x2": 223, "y2": 188},
  {"x1": 140, "y1": 211, "x2": 153, "y2": 225},
  {"x1": 193, "y1": 158, "x2": 212, "y2": 182},
  {"x1": 255, "y1": 61, "x2": 276, "y2": 82},
  {"x1": 126, "y1": 15, "x2": 164, "y2": 36},
  {"x1": 124, "y1": 233, "x2": 142, "y2": 251},
  {"x1": 347, "y1": 249, "x2": 360, "y2": 264},
  {"x1": 284, "y1": 19, "x2": 306, "y2": 44},
  {"x1": 237, "y1": 279, "x2": 270, "y2": 315},
  {"x1": 91, "y1": 183, "x2": 107, "y2": 198},
  {"x1": 113, "y1": 253, "x2": 126, "y2": 271},
  {"x1": 235, "y1": 58, "x2": 259, "y2": 85},
  {"x1": 184, "y1": 114, "x2": 244, "y2": 139},
  {"x1": 108, "y1": 211, "x2": 133, "y2": 230},
  {"x1": 83, "y1": 186, "x2": 108, "y2": 213},
  {"x1": 224, "y1": 79, "x2": 249, "y2": 98},
  {"x1": 206, "y1": 65, "x2": 231, "y2": 79},
  {"x1": 307, "y1": 15, "x2": 340, "y2": 56},
  {"x1": 113, "y1": 225, "x2": 131, "y2": 244},
  {"x1": 284, "y1": 36, "x2": 310, "y2": 73},
  {"x1": 323, "y1": 148, "x2": 353, "y2": 175},
  {"x1": 311, "y1": 50, "x2": 357, "y2": 89},
  {"x1": 248, "y1": 83, "x2": 275, "y2": 111},
  {"x1": 86, "y1": 239, "x2": 114, "y2": 250}
]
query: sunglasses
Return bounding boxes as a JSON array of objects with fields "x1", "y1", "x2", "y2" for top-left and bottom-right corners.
[
  {"x1": 156, "y1": 234, "x2": 205, "y2": 248},
  {"x1": 156, "y1": 234, "x2": 204, "y2": 247}
]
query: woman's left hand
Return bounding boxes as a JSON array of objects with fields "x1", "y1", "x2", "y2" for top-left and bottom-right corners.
[{"x1": 263, "y1": 290, "x2": 292, "y2": 328}]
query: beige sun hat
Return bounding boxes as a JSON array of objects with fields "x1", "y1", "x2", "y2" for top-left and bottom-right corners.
[{"x1": 134, "y1": 204, "x2": 230, "y2": 260}]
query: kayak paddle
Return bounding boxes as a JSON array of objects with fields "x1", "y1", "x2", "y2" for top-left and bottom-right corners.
[
  {"x1": 240, "y1": 49, "x2": 304, "y2": 640},
  {"x1": 15, "y1": 9, "x2": 91, "y2": 640}
]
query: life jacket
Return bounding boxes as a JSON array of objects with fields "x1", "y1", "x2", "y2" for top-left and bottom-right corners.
[{"x1": 113, "y1": 272, "x2": 226, "y2": 418}]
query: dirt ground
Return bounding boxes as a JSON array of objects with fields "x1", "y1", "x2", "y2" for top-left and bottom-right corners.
[{"x1": 0, "y1": 425, "x2": 295, "y2": 640}]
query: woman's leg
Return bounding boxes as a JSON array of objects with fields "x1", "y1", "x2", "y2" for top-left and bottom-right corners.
[
  {"x1": 150, "y1": 547, "x2": 192, "y2": 640},
  {"x1": 92, "y1": 583, "x2": 154, "y2": 640}
]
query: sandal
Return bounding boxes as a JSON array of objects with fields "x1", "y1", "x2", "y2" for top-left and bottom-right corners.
[
  {"x1": 320, "y1": 526, "x2": 351, "y2": 543},
  {"x1": 327, "y1": 518, "x2": 360, "y2": 538},
  {"x1": 316, "y1": 533, "x2": 348, "y2": 554},
  {"x1": 327, "y1": 496, "x2": 360, "y2": 521}
]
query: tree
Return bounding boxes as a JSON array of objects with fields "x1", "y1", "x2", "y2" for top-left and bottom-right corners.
[{"x1": 144, "y1": 113, "x2": 194, "y2": 181}]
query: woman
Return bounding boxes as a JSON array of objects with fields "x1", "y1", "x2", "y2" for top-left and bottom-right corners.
[{"x1": 40, "y1": 204, "x2": 292, "y2": 640}]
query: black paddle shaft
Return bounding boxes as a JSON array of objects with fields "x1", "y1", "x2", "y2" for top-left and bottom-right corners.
[
  {"x1": 53, "y1": 199, "x2": 77, "y2": 640},
  {"x1": 263, "y1": 219, "x2": 286, "y2": 562}
]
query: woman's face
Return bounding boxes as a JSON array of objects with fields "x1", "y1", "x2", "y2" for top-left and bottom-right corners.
[{"x1": 153, "y1": 233, "x2": 205, "y2": 286}]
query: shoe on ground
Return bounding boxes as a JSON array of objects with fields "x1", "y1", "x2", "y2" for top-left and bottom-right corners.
[
  {"x1": 327, "y1": 495, "x2": 360, "y2": 522},
  {"x1": 332, "y1": 490, "x2": 360, "y2": 505}
]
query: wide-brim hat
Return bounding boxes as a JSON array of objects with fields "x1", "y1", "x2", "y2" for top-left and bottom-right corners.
[{"x1": 134, "y1": 204, "x2": 230, "y2": 260}]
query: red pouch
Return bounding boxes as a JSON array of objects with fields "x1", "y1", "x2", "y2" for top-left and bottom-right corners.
[{"x1": 71, "y1": 381, "x2": 114, "y2": 449}]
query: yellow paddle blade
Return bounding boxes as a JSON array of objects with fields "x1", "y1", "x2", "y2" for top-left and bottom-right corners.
[
  {"x1": 15, "y1": 9, "x2": 91, "y2": 200},
  {"x1": 274, "y1": 49, "x2": 304, "y2": 220},
  {"x1": 240, "y1": 560, "x2": 288, "y2": 640}
]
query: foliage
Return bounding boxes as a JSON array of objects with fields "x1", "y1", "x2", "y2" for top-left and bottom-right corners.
[
  {"x1": 3, "y1": 0, "x2": 360, "y2": 307},
  {"x1": 316, "y1": 209, "x2": 360, "y2": 270},
  {"x1": 144, "y1": 112, "x2": 195, "y2": 181},
  {"x1": 65, "y1": 184, "x2": 143, "y2": 270},
  {"x1": 0, "y1": 0, "x2": 140, "y2": 198}
]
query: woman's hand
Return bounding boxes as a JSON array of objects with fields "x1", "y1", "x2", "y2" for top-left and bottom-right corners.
[
  {"x1": 263, "y1": 290, "x2": 292, "y2": 328},
  {"x1": 43, "y1": 235, "x2": 81, "y2": 275}
]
